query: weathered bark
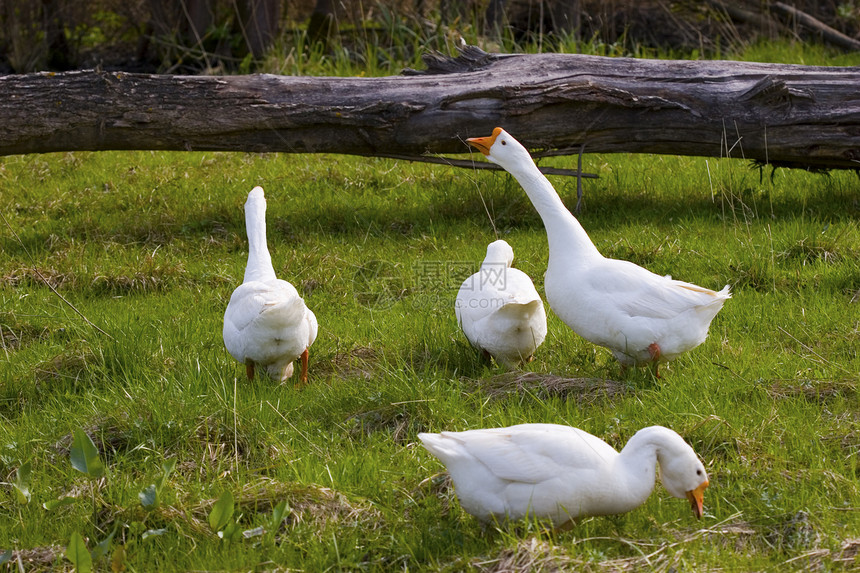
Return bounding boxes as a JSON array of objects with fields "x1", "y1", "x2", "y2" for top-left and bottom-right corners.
[{"x1": 1, "y1": 46, "x2": 859, "y2": 169}]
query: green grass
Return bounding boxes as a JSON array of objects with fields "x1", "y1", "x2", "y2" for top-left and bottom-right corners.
[{"x1": 2, "y1": 46, "x2": 860, "y2": 571}]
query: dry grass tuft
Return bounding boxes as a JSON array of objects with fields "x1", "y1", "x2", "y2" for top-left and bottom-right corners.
[
  {"x1": 34, "y1": 347, "x2": 98, "y2": 383},
  {"x1": 413, "y1": 472, "x2": 455, "y2": 519},
  {"x1": 346, "y1": 406, "x2": 417, "y2": 445},
  {"x1": 344, "y1": 388, "x2": 433, "y2": 445},
  {"x1": 471, "y1": 536, "x2": 692, "y2": 573},
  {"x1": 475, "y1": 372, "x2": 628, "y2": 403},
  {"x1": 316, "y1": 346, "x2": 379, "y2": 380},
  {"x1": 837, "y1": 538, "x2": 860, "y2": 564},
  {"x1": 0, "y1": 313, "x2": 50, "y2": 351},
  {"x1": 191, "y1": 415, "x2": 253, "y2": 467},
  {"x1": 766, "y1": 510, "x2": 818, "y2": 551},
  {"x1": 473, "y1": 537, "x2": 574, "y2": 573},
  {"x1": 6, "y1": 545, "x2": 64, "y2": 571},
  {"x1": 1, "y1": 267, "x2": 71, "y2": 290},
  {"x1": 181, "y1": 478, "x2": 383, "y2": 533},
  {"x1": 90, "y1": 257, "x2": 187, "y2": 294},
  {"x1": 51, "y1": 419, "x2": 134, "y2": 467},
  {"x1": 767, "y1": 378, "x2": 857, "y2": 403}
]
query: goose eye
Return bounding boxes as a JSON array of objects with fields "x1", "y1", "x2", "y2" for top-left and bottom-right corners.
[
  {"x1": 501, "y1": 140, "x2": 506, "y2": 145},
  {"x1": 696, "y1": 469, "x2": 703, "y2": 476}
]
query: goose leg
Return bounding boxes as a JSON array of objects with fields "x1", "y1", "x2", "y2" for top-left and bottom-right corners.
[
  {"x1": 648, "y1": 343, "x2": 661, "y2": 378},
  {"x1": 554, "y1": 516, "x2": 581, "y2": 533},
  {"x1": 245, "y1": 360, "x2": 255, "y2": 380},
  {"x1": 299, "y1": 348, "x2": 309, "y2": 385}
]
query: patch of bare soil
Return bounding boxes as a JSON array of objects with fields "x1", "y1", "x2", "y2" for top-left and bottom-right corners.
[
  {"x1": 0, "y1": 313, "x2": 51, "y2": 351},
  {"x1": 474, "y1": 538, "x2": 574, "y2": 573},
  {"x1": 345, "y1": 404, "x2": 420, "y2": 445},
  {"x1": 315, "y1": 346, "x2": 379, "y2": 380},
  {"x1": 34, "y1": 347, "x2": 98, "y2": 383},
  {"x1": 179, "y1": 478, "x2": 383, "y2": 533},
  {"x1": 767, "y1": 378, "x2": 857, "y2": 403},
  {"x1": 1, "y1": 267, "x2": 71, "y2": 290},
  {"x1": 474, "y1": 371, "x2": 628, "y2": 403},
  {"x1": 4, "y1": 546, "x2": 64, "y2": 571},
  {"x1": 837, "y1": 538, "x2": 860, "y2": 564}
]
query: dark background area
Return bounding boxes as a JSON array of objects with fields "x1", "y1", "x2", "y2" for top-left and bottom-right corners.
[{"x1": 1, "y1": 0, "x2": 858, "y2": 74}]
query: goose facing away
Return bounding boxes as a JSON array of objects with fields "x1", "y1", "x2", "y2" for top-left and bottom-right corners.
[
  {"x1": 467, "y1": 128, "x2": 730, "y2": 376},
  {"x1": 419, "y1": 423, "x2": 709, "y2": 526},
  {"x1": 455, "y1": 239, "x2": 547, "y2": 367},
  {"x1": 223, "y1": 186, "x2": 318, "y2": 384}
]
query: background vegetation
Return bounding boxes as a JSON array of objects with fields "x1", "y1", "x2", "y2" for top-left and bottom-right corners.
[
  {"x1": 1, "y1": 0, "x2": 860, "y2": 74},
  {"x1": 1, "y1": 1, "x2": 860, "y2": 571}
]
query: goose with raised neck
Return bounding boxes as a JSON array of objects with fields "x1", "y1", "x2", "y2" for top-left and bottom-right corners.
[
  {"x1": 419, "y1": 423, "x2": 709, "y2": 526},
  {"x1": 223, "y1": 186, "x2": 318, "y2": 384},
  {"x1": 467, "y1": 128, "x2": 730, "y2": 376}
]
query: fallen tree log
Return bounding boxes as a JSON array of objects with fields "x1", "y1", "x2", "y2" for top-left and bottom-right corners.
[
  {"x1": 771, "y1": 2, "x2": 860, "y2": 52},
  {"x1": 1, "y1": 46, "x2": 859, "y2": 169}
]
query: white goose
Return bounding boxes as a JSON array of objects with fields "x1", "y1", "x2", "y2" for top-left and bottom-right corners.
[
  {"x1": 419, "y1": 423, "x2": 709, "y2": 526},
  {"x1": 467, "y1": 128, "x2": 730, "y2": 376},
  {"x1": 223, "y1": 186, "x2": 318, "y2": 384},
  {"x1": 455, "y1": 239, "x2": 547, "y2": 367}
]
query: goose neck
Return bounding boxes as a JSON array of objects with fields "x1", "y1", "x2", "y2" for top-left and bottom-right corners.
[
  {"x1": 508, "y1": 164, "x2": 600, "y2": 259},
  {"x1": 614, "y1": 432, "x2": 661, "y2": 506},
  {"x1": 244, "y1": 199, "x2": 277, "y2": 283}
]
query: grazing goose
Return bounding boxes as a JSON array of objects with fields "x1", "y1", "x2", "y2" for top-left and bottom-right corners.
[
  {"x1": 419, "y1": 423, "x2": 709, "y2": 526},
  {"x1": 467, "y1": 128, "x2": 730, "y2": 376},
  {"x1": 223, "y1": 186, "x2": 317, "y2": 384},
  {"x1": 455, "y1": 239, "x2": 547, "y2": 367}
]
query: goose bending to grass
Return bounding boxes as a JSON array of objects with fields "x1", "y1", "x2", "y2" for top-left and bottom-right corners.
[
  {"x1": 419, "y1": 423, "x2": 709, "y2": 527},
  {"x1": 223, "y1": 186, "x2": 317, "y2": 384},
  {"x1": 467, "y1": 128, "x2": 730, "y2": 376},
  {"x1": 455, "y1": 239, "x2": 547, "y2": 367}
]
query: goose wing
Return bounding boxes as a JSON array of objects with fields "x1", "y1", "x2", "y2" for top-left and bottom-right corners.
[
  {"x1": 587, "y1": 259, "x2": 727, "y2": 320},
  {"x1": 440, "y1": 424, "x2": 617, "y2": 485},
  {"x1": 226, "y1": 279, "x2": 303, "y2": 333}
]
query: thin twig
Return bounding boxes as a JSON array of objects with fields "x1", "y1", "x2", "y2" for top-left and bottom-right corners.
[
  {"x1": 369, "y1": 153, "x2": 598, "y2": 179},
  {"x1": 574, "y1": 142, "x2": 587, "y2": 213},
  {"x1": 0, "y1": 325, "x2": 8, "y2": 360},
  {"x1": 710, "y1": 361, "x2": 747, "y2": 383},
  {"x1": 0, "y1": 211, "x2": 113, "y2": 340}
]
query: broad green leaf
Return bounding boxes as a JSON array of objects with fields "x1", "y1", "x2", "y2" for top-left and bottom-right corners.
[
  {"x1": 138, "y1": 484, "x2": 158, "y2": 510},
  {"x1": 43, "y1": 496, "x2": 76, "y2": 511},
  {"x1": 270, "y1": 500, "x2": 289, "y2": 531},
  {"x1": 13, "y1": 460, "x2": 31, "y2": 504},
  {"x1": 70, "y1": 429, "x2": 105, "y2": 479},
  {"x1": 208, "y1": 490, "x2": 234, "y2": 532},
  {"x1": 91, "y1": 526, "x2": 117, "y2": 561},
  {"x1": 65, "y1": 531, "x2": 92, "y2": 573},
  {"x1": 155, "y1": 458, "x2": 177, "y2": 492},
  {"x1": 218, "y1": 521, "x2": 241, "y2": 541},
  {"x1": 0, "y1": 550, "x2": 12, "y2": 565}
]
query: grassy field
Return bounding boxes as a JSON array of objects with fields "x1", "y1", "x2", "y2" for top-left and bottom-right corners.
[{"x1": 2, "y1": 43, "x2": 860, "y2": 571}]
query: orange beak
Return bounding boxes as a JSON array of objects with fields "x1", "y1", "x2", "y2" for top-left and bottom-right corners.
[
  {"x1": 685, "y1": 480, "x2": 709, "y2": 519},
  {"x1": 466, "y1": 127, "x2": 503, "y2": 156}
]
